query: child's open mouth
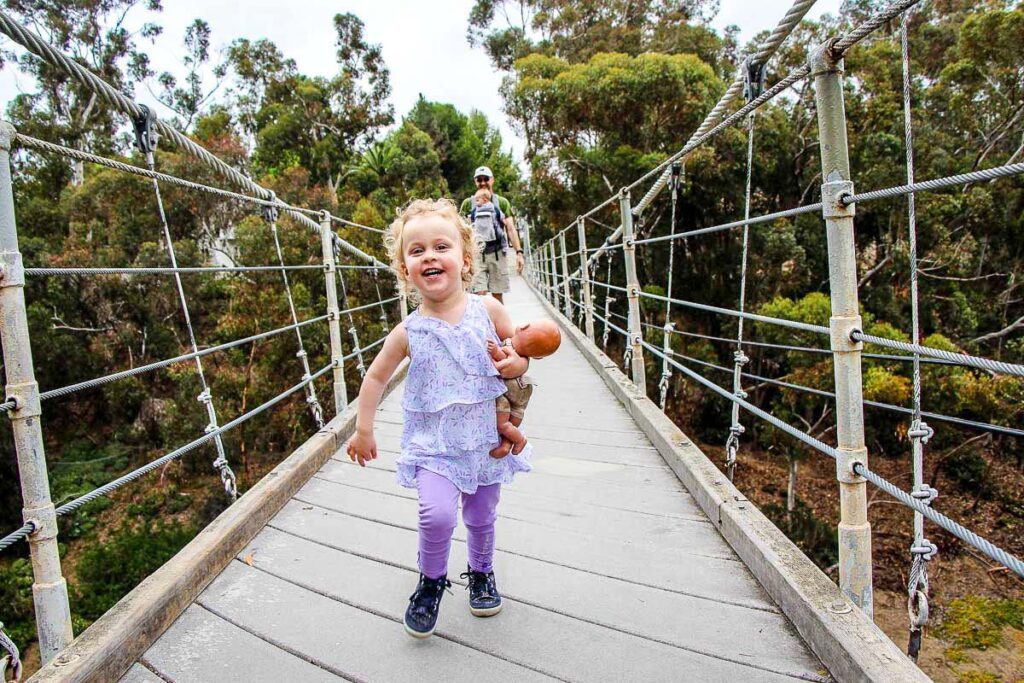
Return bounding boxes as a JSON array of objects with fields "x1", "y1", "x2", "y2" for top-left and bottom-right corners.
[{"x1": 423, "y1": 268, "x2": 444, "y2": 279}]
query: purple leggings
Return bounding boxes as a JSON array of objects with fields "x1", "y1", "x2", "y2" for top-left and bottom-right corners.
[{"x1": 415, "y1": 468, "x2": 501, "y2": 580}]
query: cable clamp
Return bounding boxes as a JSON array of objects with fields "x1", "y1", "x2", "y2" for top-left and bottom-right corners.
[
  {"x1": 0, "y1": 251, "x2": 24, "y2": 287},
  {"x1": 0, "y1": 620, "x2": 23, "y2": 683},
  {"x1": 734, "y1": 389, "x2": 748, "y2": 400},
  {"x1": 296, "y1": 349, "x2": 308, "y2": 359},
  {"x1": 197, "y1": 388, "x2": 213, "y2": 404},
  {"x1": 911, "y1": 540, "x2": 938, "y2": 561},
  {"x1": 821, "y1": 180, "x2": 855, "y2": 219},
  {"x1": 909, "y1": 420, "x2": 934, "y2": 444},
  {"x1": 733, "y1": 349, "x2": 749, "y2": 366},
  {"x1": 912, "y1": 484, "x2": 938, "y2": 504},
  {"x1": 743, "y1": 58, "x2": 767, "y2": 103},
  {"x1": 262, "y1": 191, "x2": 280, "y2": 223},
  {"x1": 4, "y1": 382, "x2": 40, "y2": 419},
  {"x1": 132, "y1": 104, "x2": 159, "y2": 154},
  {"x1": 836, "y1": 447, "x2": 867, "y2": 484}
]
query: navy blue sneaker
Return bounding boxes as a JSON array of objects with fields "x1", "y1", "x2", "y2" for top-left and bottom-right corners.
[
  {"x1": 460, "y1": 566, "x2": 502, "y2": 617},
  {"x1": 404, "y1": 573, "x2": 451, "y2": 638}
]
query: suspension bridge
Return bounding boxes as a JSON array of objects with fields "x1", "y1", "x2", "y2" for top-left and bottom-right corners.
[{"x1": 1, "y1": 0, "x2": 1022, "y2": 681}]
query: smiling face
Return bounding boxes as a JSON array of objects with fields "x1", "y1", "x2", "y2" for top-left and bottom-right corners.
[{"x1": 401, "y1": 214, "x2": 471, "y2": 303}]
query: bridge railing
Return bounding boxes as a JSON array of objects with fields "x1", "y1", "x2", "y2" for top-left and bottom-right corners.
[
  {"x1": 0, "y1": 10, "x2": 401, "y2": 676},
  {"x1": 528, "y1": 0, "x2": 1024, "y2": 665}
]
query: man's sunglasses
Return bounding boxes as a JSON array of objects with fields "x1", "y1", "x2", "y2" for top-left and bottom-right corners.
[{"x1": 475, "y1": 176, "x2": 490, "y2": 183}]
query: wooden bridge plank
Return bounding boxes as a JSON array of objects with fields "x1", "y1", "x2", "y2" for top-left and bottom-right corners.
[
  {"x1": 117, "y1": 664, "x2": 165, "y2": 683},
  {"x1": 260, "y1": 503, "x2": 823, "y2": 677},
  {"x1": 137, "y1": 604, "x2": 342, "y2": 682},
  {"x1": 129, "y1": 275, "x2": 830, "y2": 682},
  {"x1": 232, "y1": 525, "x2": 819, "y2": 682},
  {"x1": 195, "y1": 562, "x2": 556, "y2": 682}
]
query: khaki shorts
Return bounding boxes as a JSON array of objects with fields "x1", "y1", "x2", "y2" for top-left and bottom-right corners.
[{"x1": 472, "y1": 250, "x2": 511, "y2": 294}]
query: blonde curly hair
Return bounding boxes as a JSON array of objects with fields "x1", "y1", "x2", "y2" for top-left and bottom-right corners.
[{"x1": 384, "y1": 198, "x2": 481, "y2": 300}]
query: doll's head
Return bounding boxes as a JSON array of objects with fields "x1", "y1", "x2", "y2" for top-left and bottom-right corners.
[{"x1": 510, "y1": 320, "x2": 561, "y2": 359}]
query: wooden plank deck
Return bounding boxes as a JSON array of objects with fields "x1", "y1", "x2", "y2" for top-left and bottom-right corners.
[{"x1": 125, "y1": 275, "x2": 829, "y2": 683}]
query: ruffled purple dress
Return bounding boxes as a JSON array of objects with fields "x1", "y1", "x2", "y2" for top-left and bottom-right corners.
[{"x1": 397, "y1": 294, "x2": 532, "y2": 494}]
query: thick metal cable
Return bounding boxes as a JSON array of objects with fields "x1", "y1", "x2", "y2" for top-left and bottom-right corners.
[
  {"x1": 40, "y1": 315, "x2": 328, "y2": 401},
  {"x1": 641, "y1": 322, "x2": 958, "y2": 365},
  {"x1": 854, "y1": 462, "x2": 1024, "y2": 579},
  {"x1": 146, "y1": 150, "x2": 234, "y2": 500},
  {"x1": 900, "y1": 12, "x2": 934, "y2": 659},
  {"x1": 601, "y1": 253, "x2": 616, "y2": 349},
  {"x1": 667, "y1": 349, "x2": 1024, "y2": 437},
  {"x1": 633, "y1": 0, "x2": 819, "y2": 215},
  {"x1": 726, "y1": 114, "x2": 757, "y2": 480},
  {"x1": 851, "y1": 331, "x2": 1024, "y2": 377},
  {"x1": 0, "y1": 400, "x2": 14, "y2": 413},
  {"x1": 25, "y1": 265, "x2": 323, "y2": 276},
  {"x1": 329, "y1": 214, "x2": 385, "y2": 235},
  {"x1": 0, "y1": 622, "x2": 21, "y2": 682},
  {"x1": 372, "y1": 268, "x2": 392, "y2": 334},
  {"x1": 633, "y1": 203, "x2": 822, "y2": 247},
  {"x1": 14, "y1": 134, "x2": 293, "y2": 212},
  {"x1": 556, "y1": 0, "x2": 924, "y2": 264},
  {"x1": 335, "y1": 262, "x2": 366, "y2": 377},
  {"x1": 659, "y1": 165, "x2": 682, "y2": 410},
  {"x1": 0, "y1": 17, "x2": 385, "y2": 268},
  {"x1": 0, "y1": 363, "x2": 335, "y2": 551},
  {"x1": 843, "y1": 163, "x2": 1024, "y2": 205},
  {"x1": 267, "y1": 213, "x2": 324, "y2": 429},
  {"x1": 643, "y1": 339, "x2": 1024, "y2": 578}
]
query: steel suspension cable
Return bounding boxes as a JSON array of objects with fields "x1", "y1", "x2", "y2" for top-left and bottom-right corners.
[
  {"x1": 265, "y1": 202, "x2": 325, "y2": 429},
  {"x1": 726, "y1": 111, "x2": 758, "y2": 481},
  {"x1": 0, "y1": 364, "x2": 334, "y2": 552},
  {"x1": 642, "y1": 339, "x2": 1024, "y2": 578},
  {"x1": 0, "y1": 13, "x2": 386, "y2": 269},
  {"x1": 26, "y1": 265, "x2": 324, "y2": 276},
  {"x1": 899, "y1": 12, "x2": 935, "y2": 660},
  {"x1": 601, "y1": 253, "x2": 616, "y2": 350},
  {"x1": 335, "y1": 255, "x2": 366, "y2": 378},
  {"x1": 0, "y1": 623, "x2": 20, "y2": 682},
  {"x1": 144, "y1": 149, "x2": 235, "y2": 500},
  {"x1": 659, "y1": 164, "x2": 683, "y2": 410}
]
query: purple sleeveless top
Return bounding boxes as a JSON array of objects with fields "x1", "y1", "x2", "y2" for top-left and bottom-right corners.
[{"x1": 396, "y1": 294, "x2": 531, "y2": 493}]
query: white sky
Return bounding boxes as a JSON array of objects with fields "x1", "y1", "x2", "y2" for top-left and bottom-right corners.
[{"x1": 0, "y1": 0, "x2": 842, "y2": 165}]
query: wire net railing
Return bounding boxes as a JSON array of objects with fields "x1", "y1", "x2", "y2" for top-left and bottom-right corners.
[
  {"x1": 0, "y1": 8, "x2": 406, "y2": 672},
  {"x1": 526, "y1": 0, "x2": 1024, "y2": 665}
]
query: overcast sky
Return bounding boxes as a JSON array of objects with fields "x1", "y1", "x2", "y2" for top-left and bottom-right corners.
[{"x1": 0, "y1": 0, "x2": 842, "y2": 165}]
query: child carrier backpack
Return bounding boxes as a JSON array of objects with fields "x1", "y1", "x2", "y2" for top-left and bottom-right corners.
[{"x1": 470, "y1": 195, "x2": 507, "y2": 251}]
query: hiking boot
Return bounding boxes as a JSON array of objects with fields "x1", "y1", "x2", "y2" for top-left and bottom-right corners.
[
  {"x1": 404, "y1": 573, "x2": 451, "y2": 638},
  {"x1": 460, "y1": 566, "x2": 502, "y2": 617}
]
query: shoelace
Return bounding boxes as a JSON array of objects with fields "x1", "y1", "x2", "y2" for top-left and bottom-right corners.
[
  {"x1": 409, "y1": 576, "x2": 451, "y2": 614},
  {"x1": 460, "y1": 570, "x2": 497, "y2": 600}
]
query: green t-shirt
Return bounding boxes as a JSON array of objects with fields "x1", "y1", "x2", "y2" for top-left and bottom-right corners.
[{"x1": 460, "y1": 193, "x2": 514, "y2": 219}]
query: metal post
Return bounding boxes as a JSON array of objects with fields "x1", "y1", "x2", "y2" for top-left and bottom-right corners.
[
  {"x1": 559, "y1": 231, "x2": 572, "y2": 320},
  {"x1": 577, "y1": 217, "x2": 595, "y2": 342},
  {"x1": 0, "y1": 122, "x2": 73, "y2": 663},
  {"x1": 811, "y1": 42, "x2": 873, "y2": 617},
  {"x1": 539, "y1": 243, "x2": 549, "y2": 298},
  {"x1": 548, "y1": 243, "x2": 559, "y2": 309},
  {"x1": 619, "y1": 189, "x2": 647, "y2": 395},
  {"x1": 319, "y1": 212, "x2": 347, "y2": 414}
]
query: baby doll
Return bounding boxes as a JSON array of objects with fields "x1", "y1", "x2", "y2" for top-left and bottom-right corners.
[{"x1": 486, "y1": 319, "x2": 562, "y2": 458}]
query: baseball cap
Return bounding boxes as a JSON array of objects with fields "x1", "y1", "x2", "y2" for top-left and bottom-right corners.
[{"x1": 473, "y1": 166, "x2": 494, "y2": 179}]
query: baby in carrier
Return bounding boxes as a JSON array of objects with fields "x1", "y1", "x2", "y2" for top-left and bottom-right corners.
[{"x1": 472, "y1": 188, "x2": 505, "y2": 251}]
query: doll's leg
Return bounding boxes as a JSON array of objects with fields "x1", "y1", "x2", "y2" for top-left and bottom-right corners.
[
  {"x1": 489, "y1": 412, "x2": 516, "y2": 458},
  {"x1": 461, "y1": 483, "x2": 501, "y2": 573},
  {"x1": 415, "y1": 468, "x2": 460, "y2": 579},
  {"x1": 507, "y1": 414, "x2": 528, "y2": 454}
]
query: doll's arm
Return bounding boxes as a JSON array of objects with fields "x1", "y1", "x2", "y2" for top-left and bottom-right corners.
[
  {"x1": 486, "y1": 338, "x2": 510, "y2": 363},
  {"x1": 347, "y1": 324, "x2": 408, "y2": 466},
  {"x1": 482, "y1": 296, "x2": 529, "y2": 378}
]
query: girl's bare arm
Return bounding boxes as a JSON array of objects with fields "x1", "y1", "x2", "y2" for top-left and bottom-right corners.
[
  {"x1": 482, "y1": 295, "x2": 529, "y2": 378},
  {"x1": 347, "y1": 323, "x2": 409, "y2": 466}
]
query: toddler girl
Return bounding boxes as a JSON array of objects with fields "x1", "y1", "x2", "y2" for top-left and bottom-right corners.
[{"x1": 346, "y1": 198, "x2": 532, "y2": 639}]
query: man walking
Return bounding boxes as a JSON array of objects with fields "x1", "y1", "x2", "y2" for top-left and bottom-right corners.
[{"x1": 460, "y1": 166, "x2": 524, "y2": 303}]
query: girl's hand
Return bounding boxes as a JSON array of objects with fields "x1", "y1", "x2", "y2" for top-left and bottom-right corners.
[
  {"x1": 347, "y1": 431, "x2": 377, "y2": 467},
  {"x1": 495, "y1": 346, "x2": 529, "y2": 379}
]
